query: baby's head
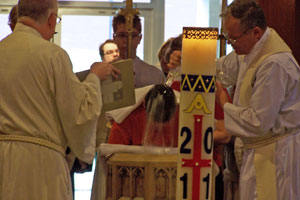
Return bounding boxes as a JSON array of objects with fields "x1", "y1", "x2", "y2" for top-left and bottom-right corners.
[{"x1": 144, "y1": 84, "x2": 176, "y2": 123}]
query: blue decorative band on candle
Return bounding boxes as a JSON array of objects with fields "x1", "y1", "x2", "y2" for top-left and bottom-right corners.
[
  {"x1": 181, "y1": 74, "x2": 215, "y2": 93},
  {"x1": 183, "y1": 27, "x2": 218, "y2": 40}
]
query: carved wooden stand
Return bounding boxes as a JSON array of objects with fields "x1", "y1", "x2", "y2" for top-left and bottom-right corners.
[{"x1": 106, "y1": 153, "x2": 177, "y2": 200}]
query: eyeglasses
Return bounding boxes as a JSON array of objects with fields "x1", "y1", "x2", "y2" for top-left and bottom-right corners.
[
  {"x1": 113, "y1": 32, "x2": 142, "y2": 39},
  {"x1": 55, "y1": 15, "x2": 62, "y2": 25},
  {"x1": 222, "y1": 28, "x2": 252, "y2": 44}
]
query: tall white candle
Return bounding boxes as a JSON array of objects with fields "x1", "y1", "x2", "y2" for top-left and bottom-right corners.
[{"x1": 176, "y1": 27, "x2": 218, "y2": 200}]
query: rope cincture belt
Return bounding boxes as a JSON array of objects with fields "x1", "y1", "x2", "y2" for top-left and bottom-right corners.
[{"x1": 0, "y1": 134, "x2": 65, "y2": 156}]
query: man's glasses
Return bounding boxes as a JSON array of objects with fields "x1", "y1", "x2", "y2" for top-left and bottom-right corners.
[
  {"x1": 56, "y1": 15, "x2": 62, "y2": 25},
  {"x1": 113, "y1": 32, "x2": 142, "y2": 39},
  {"x1": 222, "y1": 28, "x2": 252, "y2": 44}
]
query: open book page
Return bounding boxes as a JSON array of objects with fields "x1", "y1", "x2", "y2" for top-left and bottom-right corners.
[{"x1": 76, "y1": 59, "x2": 136, "y2": 112}]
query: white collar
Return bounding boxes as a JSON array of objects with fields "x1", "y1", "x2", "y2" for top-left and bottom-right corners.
[{"x1": 244, "y1": 27, "x2": 270, "y2": 65}]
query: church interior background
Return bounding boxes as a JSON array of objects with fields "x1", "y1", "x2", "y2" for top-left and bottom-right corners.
[{"x1": 0, "y1": 0, "x2": 233, "y2": 199}]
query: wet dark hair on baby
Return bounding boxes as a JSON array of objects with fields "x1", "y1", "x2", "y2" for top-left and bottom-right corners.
[{"x1": 144, "y1": 84, "x2": 176, "y2": 123}]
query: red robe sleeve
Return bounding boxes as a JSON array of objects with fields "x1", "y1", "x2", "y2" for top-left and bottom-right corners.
[{"x1": 108, "y1": 105, "x2": 146, "y2": 145}]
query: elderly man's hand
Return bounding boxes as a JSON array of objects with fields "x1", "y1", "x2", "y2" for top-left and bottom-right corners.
[{"x1": 90, "y1": 62, "x2": 120, "y2": 80}]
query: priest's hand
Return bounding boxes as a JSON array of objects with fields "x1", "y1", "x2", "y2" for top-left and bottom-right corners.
[
  {"x1": 167, "y1": 50, "x2": 182, "y2": 69},
  {"x1": 90, "y1": 62, "x2": 120, "y2": 80},
  {"x1": 216, "y1": 81, "x2": 229, "y2": 109},
  {"x1": 213, "y1": 120, "x2": 231, "y2": 145}
]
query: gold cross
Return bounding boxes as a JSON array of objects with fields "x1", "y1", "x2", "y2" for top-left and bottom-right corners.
[{"x1": 119, "y1": 0, "x2": 140, "y2": 59}]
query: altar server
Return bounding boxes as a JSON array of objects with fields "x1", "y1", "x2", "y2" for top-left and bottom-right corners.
[{"x1": 112, "y1": 14, "x2": 165, "y2": 88}]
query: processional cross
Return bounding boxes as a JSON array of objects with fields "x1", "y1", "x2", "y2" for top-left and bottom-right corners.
[
  {"x1": 119, "y1": 0, "x2": 140, "y2": 59},
  {"x1": 219, "y1": 0, "x2": 228, "y2": 57}
]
